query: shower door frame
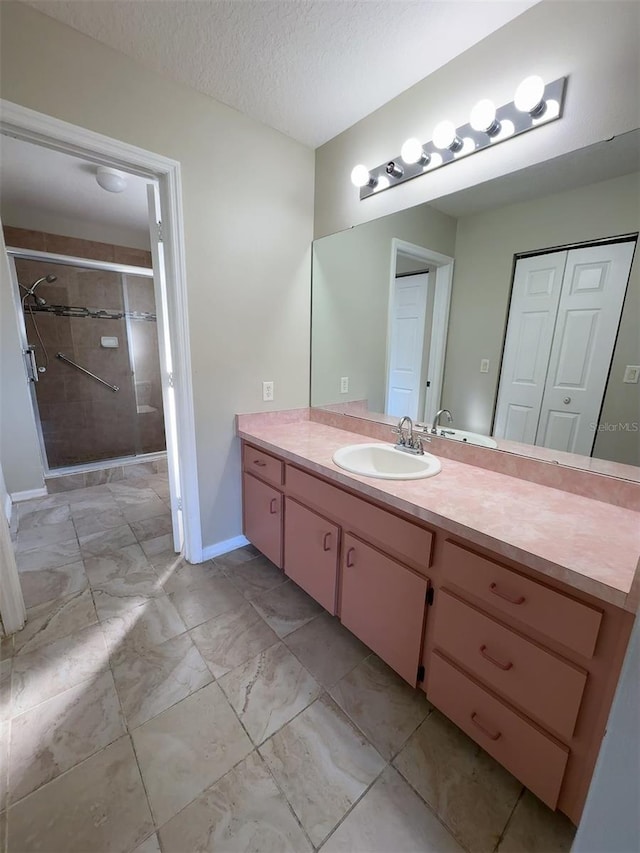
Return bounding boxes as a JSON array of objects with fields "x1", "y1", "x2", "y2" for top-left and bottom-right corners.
[
  {"x1": 6, "y1": 247, "x2": 158, "y2": 476},
  {"x1": 0, "y1": 99, "x2": 203, "y2": 564}
]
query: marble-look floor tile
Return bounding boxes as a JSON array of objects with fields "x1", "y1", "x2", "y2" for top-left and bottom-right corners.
[
  {"x1": 133, "y1": 683, "x2": 252, "y2": 825},
  {"x1": 133, "y1": 834, "x2": 161, "y2": 853},
  {"x1": 223, "y1": 554, "x2": 287, "y2": 599},
  {"x1": 261, "y1": 693, "x2": 385, "y2": 845},
  {"x1": 121, "y1": 496, "x2": 169, "y2": 523},
  {"x1": 17, "y1": 504, "x2": 70, "y2": 531},
  {"x1": 15, "y1": 521, "x2": 77, "y2": 553},
  {"x1": 130, "y1": 513, "x2": 173, "y2": 543},
  {"x1": 110, "y1": 484, "x2": 161, "y2": 506},
  {"x1": 141, "y1": 532, "x2": 174, "y2": 557},
  {"x1": 497, "y1": 791, "x2": 575, "y2": 852},
  {"x1": 18, "y1": 560, "x2": 88, "y2": 610},
  {"x1": 219, "y1": 642, "x2": 321, "y2": 745},
  {"x1": 72, "y1": 506, "x2": 127, "y2": 538},
  {"x1": 78, "y1": 523, "x2": 136, "y2": 557},
  {"x1": 190, "y1": 601, "x2": 278, "y2": 678},
  {"x1": 285, "y1": 612, "x2": 370, "y2": 688},
  {"x1": 0, "y1": 658, "x2": 12, "y2": 722},
  {"x1": 251, "y1": 580, "x2": 323, "y2": 638},
  {"x1": 159, "y1": 558, "x2": 226, "y2": 594},
  {"x1": 148, "y1": 548, "x2": 187, "y2": 576},
  {"x1": 84, "y1": 542, "x2": 151, "y2": 584},
  {"x1": 213, "y1": 544, "x2": 260, "y2": 569},
  {"x1": 13, "y1": 589, "x2": 97, "y2": 657},
  {"x1": 158, "y1": 751, "x2": 313, "y2": 853},
  {"x1": 9, "y1": 670, "x2": 126, "y2": 803},
  {"x1": 169, "y1": 576, "x2": 246, "y2": 630},
  {"x1": 68, "y1": 492, "x2": 120, "y2": 520},
  {"x1": 330, "y1": 655, "x2": 429, "y2": 760},
  {"x1": 7, "y1": 736, "x2": 153, "y2": 853},
  {"x1": 111, "y1": 632, "x2": 212, "y2": 729},
  {"x1": 11, "y1": 624, "x2": 108, "y2": 717},
  {"x1": 101, "y1": 596, "x2": 186, "y2": 660},
  {"x1": 15, "y1": 494, "x2": 69, "y2": 515},
  {"x1": 394, "y1": 709, "x2": 522, "y2": 853},
  {"x1": 1, "y1": 719, "x2": 9, "y2": 811},
  {"x1": 321, "y1": 766, "x2": 463, "y2": 853},
  {"x1": 16, "y1": 539, "x2": 81, "y2": 573},
  {"x1": 65, "y1": 484, "x2": 117, "y2": 505},
  {"x1": 85, "y1": 544, "x2": 163, "y2": 619}
]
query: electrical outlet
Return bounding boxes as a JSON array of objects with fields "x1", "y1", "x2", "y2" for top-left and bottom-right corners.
[
  {"x1": 340, "y1": 376, "x2": 349, "y2": 394},
  {"x1": 262, "y1": 380, "x2": 274, "y2": 401},
  {"x1": 623, "y1": 365, "x2": 640, "y2": 384},
  {"x1": 480, "y1": 358, "x2": 490, "y2": 374}
]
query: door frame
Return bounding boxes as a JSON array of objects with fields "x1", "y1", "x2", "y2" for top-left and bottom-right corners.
[
  {"x1": 385, "y1": 239, "x2": 454, "y2": 424},
  {"x1": 385, "y1": 271, "x2": 429, "y2": 420},
  {"x1": 0, "y1": 99, "x2": 203, "y2": 563}
]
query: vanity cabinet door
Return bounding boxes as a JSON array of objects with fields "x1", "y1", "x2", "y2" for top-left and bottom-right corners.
[
  {"x1": 243, "y1": 472, "x2": 283, "y2": 568},
  {"x1": 340, "y1": 533, "x2": 428, "y2": 685},
  {"x1": 284, "y1": 498, "x2": 339, "y2": 614}
]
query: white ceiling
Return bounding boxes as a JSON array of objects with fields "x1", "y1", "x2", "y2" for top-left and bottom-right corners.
[
  {"x1": 25, "y1": 0, "x2": 540, "y2": 148},
  {"x1": 0, "y1": 135, "x2": 151, "y2": 242}
]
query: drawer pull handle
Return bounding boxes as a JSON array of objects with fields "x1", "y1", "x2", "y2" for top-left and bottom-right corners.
[
  {"x1": 480, "y1": 645, "x2": 513, "y2": 671},
  {"x1": 346, "y1": 547, "x2": 356, "y2": 567},
  {"x1": 323, "y1": 532, "x2": 332, "y2": 552},
  {"x1": 253, "y1": 459, "x2": 267, "y2": 467},
  {"x1": 490, "y1": 582, "x2": 525, "y2": 605},
  {"x1": 269, "y1": 498, "x2": 278, "y2": 514},
  {"x1": 471, "y1": 712, "x2": 501, "y2": 741}
]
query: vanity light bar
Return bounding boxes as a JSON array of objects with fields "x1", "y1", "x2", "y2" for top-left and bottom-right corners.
[{"x1": 352, "y1": 76, "x2": 567, "y2": 200}]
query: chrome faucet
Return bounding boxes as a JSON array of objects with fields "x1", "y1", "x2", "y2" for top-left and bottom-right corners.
[
  {"x1": 431, "y1": 409, "x2": 453, "y2": 434},
  {"x1": 393, "y1": 415, "x2": 427, "y2": 455}
]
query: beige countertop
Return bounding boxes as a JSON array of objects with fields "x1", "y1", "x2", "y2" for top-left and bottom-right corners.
[{"x1": 238, "y1": 417, "x2": 640, "y2": 613}]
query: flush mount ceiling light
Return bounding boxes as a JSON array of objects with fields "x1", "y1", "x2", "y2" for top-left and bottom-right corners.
[
  {"x1": 96, "y1": 165, "x2": 127, "y2": 193},
  {"x1": 351, "y1": 75, "x2": 566, "y2": 200}
]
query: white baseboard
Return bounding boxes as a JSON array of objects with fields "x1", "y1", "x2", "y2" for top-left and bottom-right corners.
[
  {"x1": 4, "y1": 493, "x2": 12, "y2": 522},
  {"x1": 10, "y1": 487, "x2": 48, "y2": 503},
  {"x1": 200, "y1": 534, "x2": 250, "y2": 562}
]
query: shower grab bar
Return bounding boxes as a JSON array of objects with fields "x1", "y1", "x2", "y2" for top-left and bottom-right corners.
[{"x1": 56, "y1": 352, "x2": 120, "y2": 393}]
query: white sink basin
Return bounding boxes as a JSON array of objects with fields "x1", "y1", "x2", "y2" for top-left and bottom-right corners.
[
  {"x1": 332, "y1": 443, "x2": 441, "y2": 480},
  {"x1": 436, "y1": 429, "x2": 497, "y2": 448}
]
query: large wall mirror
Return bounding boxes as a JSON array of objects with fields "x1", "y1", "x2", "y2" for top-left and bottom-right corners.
[{"x1": 311, "y1": 130, "x2": 640, "y2": 480}]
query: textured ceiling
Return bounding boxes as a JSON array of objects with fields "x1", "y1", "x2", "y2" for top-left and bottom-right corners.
[{"x1": 25, "y1": 0, "x2": 539, "y2": 148}]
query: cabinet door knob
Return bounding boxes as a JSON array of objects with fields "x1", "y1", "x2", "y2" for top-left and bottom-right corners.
[
  {"x1": 323, "y1": 532, "x2": 332, "y2": 552},
  {"x1": 269, "y1": 498, "x2": 278, "y2": 514},
  {"x1": 346, "y1": 547, "x2": 356, "y2": 567},
  {"x1": 563, "y1": 397, "x2": 571, "y2": 405},
  {"x1": 489, "y1": 582, "x2": 525, "y2": 605},
  {"x1": 480, "y1": 644, "x2": 513, "y2": 671},
  {"x1": 471, "y1": 712, "x2": 501, "y2": 741}
]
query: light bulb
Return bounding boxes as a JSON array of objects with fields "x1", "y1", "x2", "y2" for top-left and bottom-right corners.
[
  {"x1": 492, "y1": 119, "x2": 515, "y2": 142},
  {"x1": 426, "y1": 152, "x2": 443, "y2": 169},
  {"x1": 350, "y1": 164, "x2": 373, "y2": 188},
  {"x1": 432, "y1": 120, "x2": 462, "y2": 151},
  {"x1": 470, "y1": 99, "x2": 500, "y2": 135},
  {"x1": 455, "y1": 138, "x2": 476, "y2": 157},
  {"x1": 514, "y1": 75, "x2": 545, "y2": 115},
  {"x1": 374, "y1": 176, "x2": 390, "y2": 192},
  {"x1": 400, "y1": 138, "x2": 428, "y2": 165}
]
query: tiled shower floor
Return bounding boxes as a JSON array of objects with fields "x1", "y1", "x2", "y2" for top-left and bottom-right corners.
[{"x1": 0, "y1": 473, "x2": 576, "y2": 852}]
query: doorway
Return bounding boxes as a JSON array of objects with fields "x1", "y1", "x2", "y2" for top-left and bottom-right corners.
[{"x1": 0, "y1": 100, "x2": 201, "y2": 563}]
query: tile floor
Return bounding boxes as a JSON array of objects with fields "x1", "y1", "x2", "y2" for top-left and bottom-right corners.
[{"x1": 0, "y1": 473, "x2": 577, "y2": 853}]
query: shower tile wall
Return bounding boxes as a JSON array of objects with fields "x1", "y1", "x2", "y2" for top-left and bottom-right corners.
[
  {"x1": 3, "y1": 226, "x2": 152, "y2": 267},
  {"x1": 8, "y1": 228, "x2": 165, "y2": 470}
]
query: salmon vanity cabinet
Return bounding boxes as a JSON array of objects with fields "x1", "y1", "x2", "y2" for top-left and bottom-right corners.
[{"x1": 241, "y1": 440, "x2": 634, "y2": 825}]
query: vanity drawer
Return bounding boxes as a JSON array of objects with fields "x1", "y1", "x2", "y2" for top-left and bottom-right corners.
[
  {"x1": 428, "y1": 651, "x2": 569, "y2": 809},
  {"x1": 443, "y1": 541, "x2": 602, "y2": 659},
  {"x1": 287, "y1": 465, "x2": 433, "y2": 572},
  {"x1": 434, "y1": 590, "x2": 587, "y2": 741},
  {"x1": 243, "y1": 444, "x2": 284, "y2": 488}
]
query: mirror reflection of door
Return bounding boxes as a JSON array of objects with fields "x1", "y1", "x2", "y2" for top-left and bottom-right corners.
[
  {"x1": 385, "y1": 271, "x2": 431, "y2": 420},
  {"x1": 494, "y1": 239, "x2": 636, "y2": 455}
]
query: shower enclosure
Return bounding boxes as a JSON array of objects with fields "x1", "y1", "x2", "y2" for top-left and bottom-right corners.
[{"x1": 9, "y1": 250, "x2": 166, "y2": 471}]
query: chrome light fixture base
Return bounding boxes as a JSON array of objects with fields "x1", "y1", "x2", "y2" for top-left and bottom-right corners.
[{"x1": 357, "y1": 77, "x2": 566, "y2": 200}]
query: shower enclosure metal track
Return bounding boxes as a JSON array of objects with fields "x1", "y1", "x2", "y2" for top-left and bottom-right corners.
[{"x1": 56, "y1": 352, "x2": 120, "y2": 392}]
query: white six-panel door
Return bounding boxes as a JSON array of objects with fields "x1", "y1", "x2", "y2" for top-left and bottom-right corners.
[
  {"x1": 385, "y1": 273, "x2": 429, "y2": 420},
  {"x1": 495, "y1": 241, "x2": 635, "y2": 454}
]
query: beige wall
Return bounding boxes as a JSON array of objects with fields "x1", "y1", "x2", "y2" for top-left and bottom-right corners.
[
  {"x1": 314, "y1": 0, "x2": 640, "y2": 238},
  {"x1": 443, "y1": 173, "x2": 640, "y2": 465},
  {"x1": 312, "y1": 205, "x2": 456, "y2": 410},
  {"x1": 0, "y1": 2, "x2": 314, "y2": 551}
]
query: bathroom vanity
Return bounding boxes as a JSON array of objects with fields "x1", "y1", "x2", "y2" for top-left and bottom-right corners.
[{"x1": 237, "y1": 411, "x2": 639, "y2": 826}]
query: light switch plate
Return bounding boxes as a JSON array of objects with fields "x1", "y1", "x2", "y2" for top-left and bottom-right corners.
[
  {"x1": 340, "y1": 376, "x2": 349, "y2": 393},
  {"x1": 480, "y1": 358, "x2": 490, "y2": 374},
  {"x1": 623, "y1": 365, "x2": 640, "y2": 384},
  {"x1": 262, "y1": 380, "x2": 274, "y2": 401}
]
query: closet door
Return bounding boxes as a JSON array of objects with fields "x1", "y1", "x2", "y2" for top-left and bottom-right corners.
[
  {"x1": 535, "y1": 241, "x2": 636, "y2": 455},
  {"x1": 493, "y1": 252, "x2": 567, "y2": 444}
]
